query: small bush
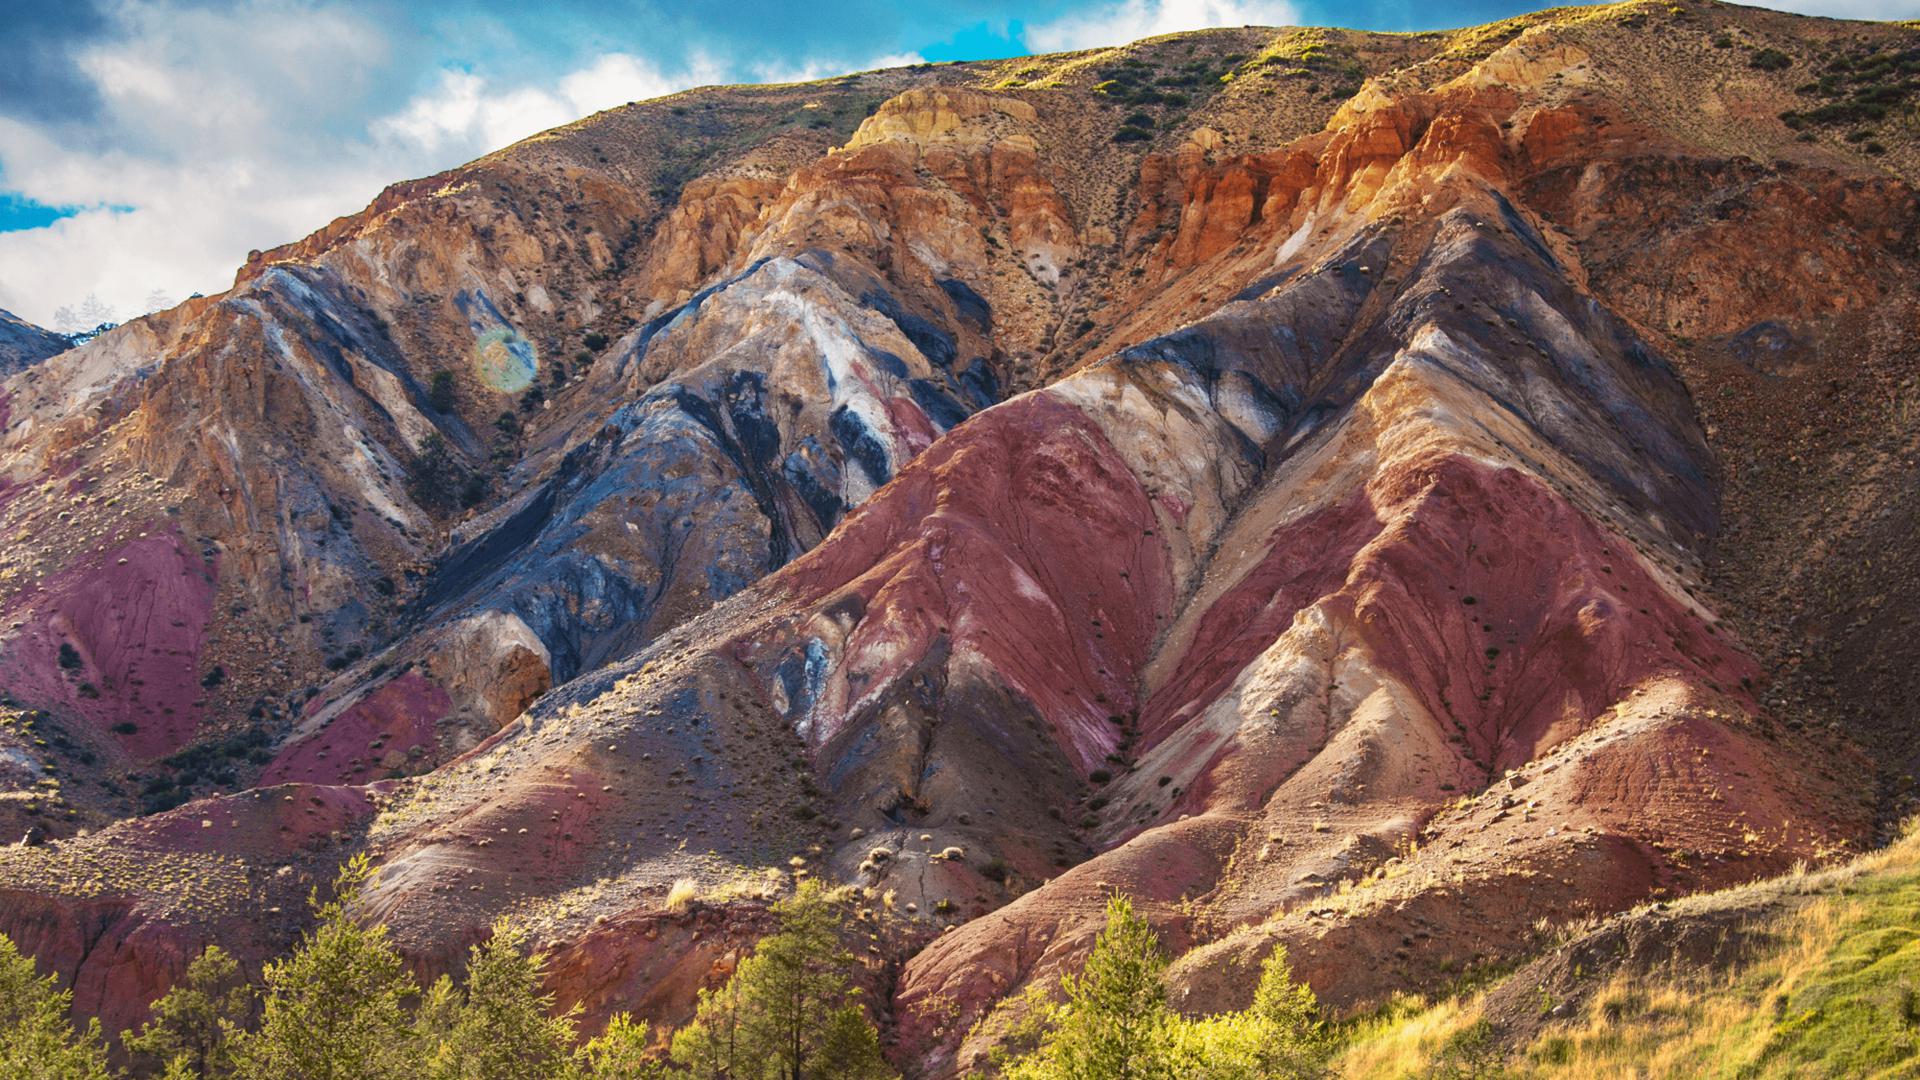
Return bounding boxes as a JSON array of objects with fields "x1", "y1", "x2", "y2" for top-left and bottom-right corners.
[
  {"x1": 141, "y1": 790, "x2": 188, "y2": 814},
  {"x1": 428, "y1": 370, "x2": 457, "y2": 413},
  {"x1": 1751, "y1": 48, "x2": 1793, "y2": 72}
]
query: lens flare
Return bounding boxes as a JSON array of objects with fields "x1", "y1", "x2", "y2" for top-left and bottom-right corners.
[{"x1": 473, "y1": 327, "x2": 537, "y2": 393}]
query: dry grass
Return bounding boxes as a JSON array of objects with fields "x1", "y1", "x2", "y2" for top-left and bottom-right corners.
[
  {"x1": 1334, "y1": 820, "x2": 1920, "y2": 1078},
  {"x1": 1336, "y1": 992, "x2": 1490, "y2": 1078}
]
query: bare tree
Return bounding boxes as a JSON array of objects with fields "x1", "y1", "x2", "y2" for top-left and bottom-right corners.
[{"x1": 50, "y1": 294, "x2": 118, "y2": 336}]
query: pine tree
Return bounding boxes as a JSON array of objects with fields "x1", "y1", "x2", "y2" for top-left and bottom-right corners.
[
  {"x1": 0, "y1": 933, "x2": 115, "y2": 1080},
  {"x1": 423, "y1": 920, "x2": 579, "y2": 1080},
  {"x1": 231, "y1": 855, "x2": 423, "y2": 1080},
  {"x1": 813, "y1": 1006, "x2": 893, "y2": 1080},
  {"x1": 1003, "y1": 917, "x2": 1333, "y2": 1080},
  {"x1": 736, "y1": 881, "x2": 847, "y2": 1080},
  {"x1": 1245, "y1": 943, "x2": 1329, "y2": 1078},
  {"x1": 574, "y1": 1013, "x2": 665, "y2": 1080},
  {"x1": 669, "y1": 976, "x2": 750, "y2": 1080},
  {"x1": 1008, "y1": 895, "x2": 1175, "y2": 1080},
  {"x1": 409, "y1": 433, "x2": 468, "y2": 512},
  {"x1": 414, "y1": 974, "x2": 462, "y2": 1052},
  {"x1": 670, "y1": 880, "x2": 894, "y2": 1080},
  {"x1": 428, "y1": 371, "x2": 458, "y2": 414},
  {"x1": 1162, "y1": 1013, "x2": 1276, "y2": 1080},
  {"x1": 123, "y1": 944, "x2": 254, "y2": 1079}
]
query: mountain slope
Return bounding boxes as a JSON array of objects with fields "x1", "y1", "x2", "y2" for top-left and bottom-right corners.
[
  {"x1": 0, "y1": 308, "x2": 67, "y2": 374},
  {"x1": 0, "y1": 1, "x2": 1916, "y2": 1073}
]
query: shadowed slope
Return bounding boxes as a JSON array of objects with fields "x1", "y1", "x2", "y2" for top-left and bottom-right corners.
[{"x1": 0, "y1": 4, "x2": 1914, "y2": 1074}]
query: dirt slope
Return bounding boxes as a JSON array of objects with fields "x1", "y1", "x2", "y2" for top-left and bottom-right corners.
[{"x1": 0, "y1": 2, "x2": 1915, "y2": 1073}]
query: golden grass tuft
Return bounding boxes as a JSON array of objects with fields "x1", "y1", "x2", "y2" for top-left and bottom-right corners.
[{"x1": 664, "y1": 877, "x2": 698, "y2": 914}]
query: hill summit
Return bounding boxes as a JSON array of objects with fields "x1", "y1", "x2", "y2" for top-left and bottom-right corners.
[{"x1": 0, "y1": 2, "x2": 1916, "y2": 1074}]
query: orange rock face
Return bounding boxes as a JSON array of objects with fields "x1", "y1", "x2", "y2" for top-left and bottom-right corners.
[{"x1": 0, "y1": 6, "x2": 1917, "y2": 1076}]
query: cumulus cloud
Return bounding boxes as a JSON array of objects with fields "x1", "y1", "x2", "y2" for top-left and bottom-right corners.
[
  {"x1": 1754, "y1": 0, "x2": 1920, "y2": 16},
  {"x1": 0, "y1": 2, "x2": 411, "y2": 328},
  {"x1": 0, "y1": 1, "x2": 917, "y2": 328},
  {"x1": 375, "y1": 51, "x2": 732, "y2": 160},
  {"x1": 1025, "y1": 0, "x2": 1302, "y2": 52}
]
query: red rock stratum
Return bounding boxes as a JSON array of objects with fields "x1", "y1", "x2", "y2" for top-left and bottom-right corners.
[{"x1": 0, "y1": 3, "x2": 1916, "y2": 1075}]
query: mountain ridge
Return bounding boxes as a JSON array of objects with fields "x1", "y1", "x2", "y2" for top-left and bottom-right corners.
[
  {"x1": 0, "y1": 308, "x2": 68, "y2": 374},
  {"x1": 0, "y1": 2, "x2": 1916, "y2": 1074}
]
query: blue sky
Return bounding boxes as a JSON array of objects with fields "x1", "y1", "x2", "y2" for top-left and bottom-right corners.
[{"x1": 0, "y1": 0, "x2": 1905, "y2": 329}]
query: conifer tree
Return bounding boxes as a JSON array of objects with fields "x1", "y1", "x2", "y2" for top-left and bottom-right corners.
[
  {"x1": 231, "y1": 855, "x2": 423, "y2": 1080},
  {"x1": 0, "y1": 933, "x2": 114, "y2": 1080},
  {"x1": 1245, "y1": 943, "x2": 1330, "y2": 1077},
  {"x1": 414, "y1": 974, "x2": 462, "y2": 1053},
  {"x1": 813, "y1": 1005, "x2": 894, "y2": 1080},
  {"x1": 1008, "y1": 894, "x2": 1174, "y2": 1080},
  {"x1": 670, "y1": 975, "x2": 750, "y2": 1080},
  {"x1": 573, "y1": 1013, "x2": 665, "y2": 1080},
  {"x1": 123, "y1": 945, "x2": 253, "y2": 1079},
  {"x1": 670, "y1": 880, "x2": 894, "y2": 1080},
  {"x1": 424, "y1": 920, "x2": 579, "y2": 1080},
  {"x1": 1003, "y1": 910, "x2": 1333, "y2": 1080}
]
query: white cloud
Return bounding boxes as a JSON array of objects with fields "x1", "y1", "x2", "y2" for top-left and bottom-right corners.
[
  {"x1": 750, "y1": 51, "x2": 929, "y2": 85},
  {"x1": 0, "y1": 2, "x2": 409, "y2": 327},
  {"x1": 0, "y1": 1, "x2": 914, "y2": 329},
  {"x1": 1025, "y1": 0, "x2": 1301, "y2": 52},
  {"x1": 1750, "y1": 0, "x2": 1920, "y2": 16},
  {"x1": 374, "y1": 51, "x2": 731, "y2": 159}
]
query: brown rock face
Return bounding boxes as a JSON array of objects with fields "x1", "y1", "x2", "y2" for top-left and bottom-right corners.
[{"x1": 1, "y1": 4, "x2": 1917, "y2": 1075}]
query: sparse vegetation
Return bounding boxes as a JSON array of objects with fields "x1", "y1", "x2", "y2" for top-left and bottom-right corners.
[
  {"x1": 1779, "y1": 42, "x2": 1920, "y2": 132},
  {"x1": 1335, "y1": 819, "x2": 1920, "y2": 1077}
]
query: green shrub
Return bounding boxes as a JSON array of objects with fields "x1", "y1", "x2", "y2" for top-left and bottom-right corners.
[
  {"x1": 0, "y1": 935, "x2": 113, "y2": 1079},
  {"x1": 124, "y1": 945, "x2": 252, "y2": 1078},
  {"x1": 231, "y1": 856, "x2": 421, "y2": 1080},
  {"x1": 427, "y1": 371, "x2": 456, "y2": 414}
]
